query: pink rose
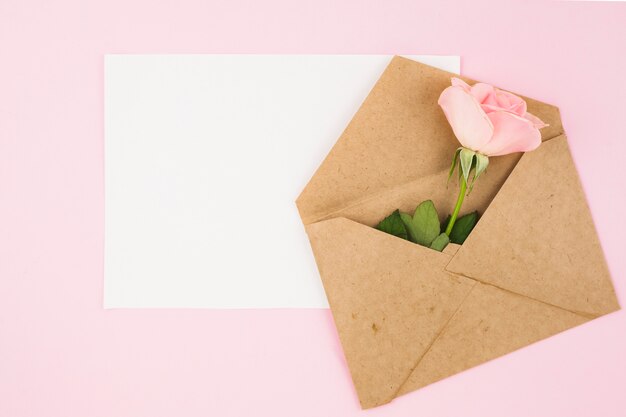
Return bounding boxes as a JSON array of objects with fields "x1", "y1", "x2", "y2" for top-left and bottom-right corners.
[{"x1": 438, "y1": 78, "x2": 547, "y2": 156}]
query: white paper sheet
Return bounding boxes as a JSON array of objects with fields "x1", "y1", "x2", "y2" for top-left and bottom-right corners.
[{"x1": 104, "y1": 55, "x2": 460, "y2": 308}]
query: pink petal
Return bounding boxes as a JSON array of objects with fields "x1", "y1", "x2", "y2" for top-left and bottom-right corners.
[
  {"x1": 438, "y1": 85, "x2": 494, "y2": 151},
  {"x1": 481, "y1": 100, "x2": 525, "y2": 115},
  {"x1": 523, "y1": 111, "x2": 548, "y2": 129},
  {"x1": 451, "y1": 77, "x2": 471, "y2": 92},
  {"x1": 509, "y1": 100, "x2": 526, "y2": 116},
  {"x1": 470, "y1": 83, "x2": 497, "y2": 104},
  {"x1": 478, "y1": 111, "x2": 542, "y2": 156},
  {"x1": 496, "y1": 91, "x2": 511, "y2": 107},
  {"x1": 480, "y1": 103, "x2": 504, "y2": 114},
  {"x1": 495, "y1": 89, "x2": 527, "y2": 116}
]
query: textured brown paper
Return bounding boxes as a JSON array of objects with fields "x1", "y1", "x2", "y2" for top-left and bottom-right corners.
[{"x1": 296, "y1": 56, "x2": 619, "y2": 409}]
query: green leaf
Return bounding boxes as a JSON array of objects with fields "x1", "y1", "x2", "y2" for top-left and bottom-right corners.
[
  {"x1": 412, "y1": 200, "x2": 441, "y2": 246},
  {"x1": 375, "y1": 209, "x2": 408, "y2": 240},
  {"x1": 429, "y1": 233, "x2": 450, "y2": 252},
  {"x1": 449, "y1": 211, "x2": 479, "y2": 244},
  {"x1": 400, "y1": 212, "x2": 419, "y2": 243},
  {"x1": 402, "y1": 200, "x2": 440, "y2": 247},
  {"x1": 441, "y1": 215, "x2": 451, "y2": 234}
]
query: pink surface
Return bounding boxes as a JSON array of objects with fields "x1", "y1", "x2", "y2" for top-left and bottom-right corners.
[{"x1": 1, "y1": 0, "x2": 625, "y2": 415}]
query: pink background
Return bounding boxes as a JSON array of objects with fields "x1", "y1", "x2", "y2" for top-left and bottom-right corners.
[{"x1": 1, "y1": 1, "x2": 626, "y2": 416}]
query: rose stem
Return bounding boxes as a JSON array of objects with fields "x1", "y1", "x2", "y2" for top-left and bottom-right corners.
[{"x1": 445, "y1": 175, "x2": 467, "y2": 236}]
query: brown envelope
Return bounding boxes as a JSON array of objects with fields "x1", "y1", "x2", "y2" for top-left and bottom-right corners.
[{"x1": 296, "y1": 56, "x2": 620, "y2": 409}]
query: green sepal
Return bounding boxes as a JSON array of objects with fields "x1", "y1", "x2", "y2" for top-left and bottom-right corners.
[
  {"x1": 447, "y1": 148, "x2": 462, "y2": 185},
  {"x1": 459, "y1": 148, "x2": 476, "y2": 185},
  {"x1": 469, "y1": 153, "x2": 489, "y2": 193}
]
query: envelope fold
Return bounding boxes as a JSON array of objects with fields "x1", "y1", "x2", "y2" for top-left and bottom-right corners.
[
  {"x1": 446, "y1": 135, "x2": 620, "y2": 317},
  {"x1": 306, "y1": 217, "x2": 475, "y2": 408},
  {"x1": 297, "y1": 56, "x2": 564, "y2": 226},
  {"x1": 307, "y1": 152, "x2": 524, "y2": 229},
  {"x1": 396, "y1": 282, "x2": 589, "y2": 395}
]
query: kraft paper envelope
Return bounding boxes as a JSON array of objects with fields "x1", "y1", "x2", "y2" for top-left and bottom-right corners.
[{"x1": 296, "y1": 56, "x2": 620, "y2": 409}]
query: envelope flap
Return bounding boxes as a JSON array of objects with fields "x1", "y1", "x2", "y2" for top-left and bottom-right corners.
[
  {"x1": 306, "y1": 217, "x2": 475, "y2": 408},
  {"x1": 297, "y1": 56, "x2": 563, "y2": 225},
  {"x1": 446, "y1": 135, "x2": 620, "y2": 317},
  {"x1": 397, "y1": 283, "x2": 588, "y2": 395}
]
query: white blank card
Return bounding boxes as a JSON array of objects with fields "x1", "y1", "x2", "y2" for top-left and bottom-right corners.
[{"x1": 104, "y1": 55, "x2": 460, "y2": 308}]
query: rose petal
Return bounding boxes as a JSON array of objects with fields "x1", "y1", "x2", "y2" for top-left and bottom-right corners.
[
  {"x1": 482, "y1": 101, "x2": 526, "y2": 116},
  {"x1": 523, "y1": 111, "x2": 548, "y2": 129},
  {"x1": 481, "y1": 103, "x2": 504, "y2": 114},
  {"x1": 509, "y1": 100, "x2": 526, "y2": 116},
  {"x1": 478, "y1": 111, "x2": 542, "y2": 156},
  {"x1": 438, "y1": 85, "x2": 494, "y2": 151},
  {"x1": 451, "y1": 77, "x2": 471, "y2": 92},
  {"x1": 470, "y1": 83, "x2": 496, "y2": 104},
  {"x1": 496, "y1": 91, "x2": 511, "y2": 107},
  {"x1": 495, "y1": 89, "x2": 527, "y2": 116}
]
